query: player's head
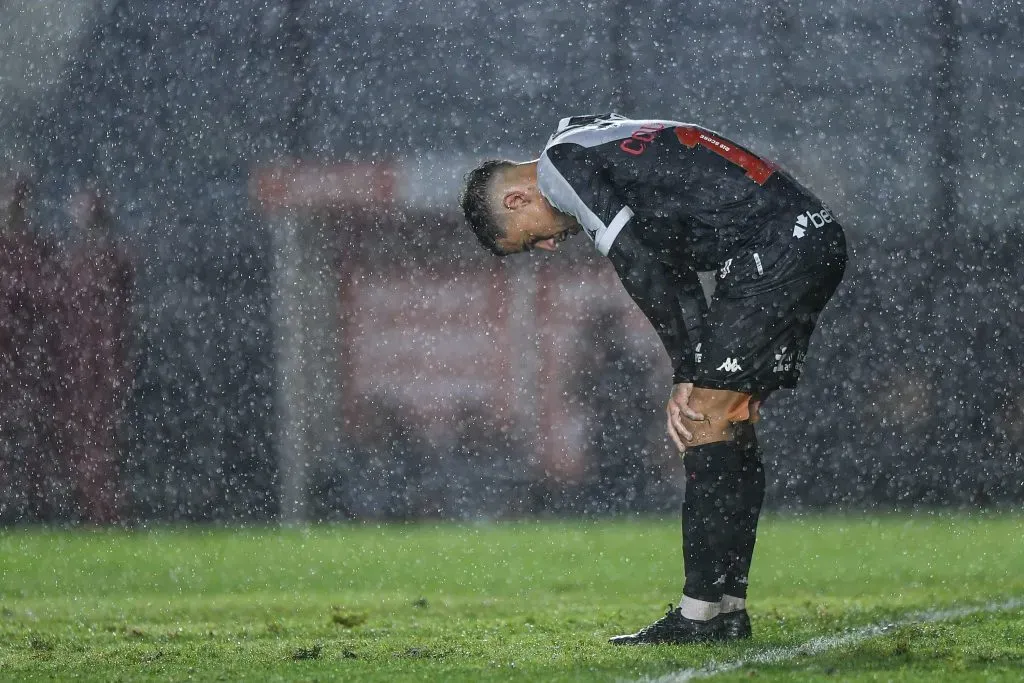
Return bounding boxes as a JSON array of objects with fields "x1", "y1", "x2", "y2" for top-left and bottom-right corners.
[{"x1": 460, "y1": 159, "x2": 580, "y2": 256}]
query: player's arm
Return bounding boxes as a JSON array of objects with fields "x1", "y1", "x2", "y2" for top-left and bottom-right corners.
[
  {"x1": 606, "y1": 223, "x2": 705, "y2": 386},
  {"x1": 541, "y1": 141, "x2": 708, "y2": 360},
  {"x1": 542, "y1": 139, "x2": 711, "y2": 448},
  {"x1": 607, "y1": 224, "x2": 709, "y2": 449}
]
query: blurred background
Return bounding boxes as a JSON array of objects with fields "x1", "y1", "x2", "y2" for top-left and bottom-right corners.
[{"x1": 0, "y1": 0, "x2": 1020, "y2": 525}]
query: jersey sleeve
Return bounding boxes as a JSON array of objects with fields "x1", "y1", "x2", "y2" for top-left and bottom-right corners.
[
  {"x1": 606, "y1": 223, "x2": 707, "y2": 384},
  {"x1": 537, "y1": 142, "x2": 634, "y2": 256}
]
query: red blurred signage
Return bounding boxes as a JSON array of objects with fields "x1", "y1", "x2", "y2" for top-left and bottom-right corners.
[{"x1": 252, "y1": 163, "x2": 396, "y2": 210}]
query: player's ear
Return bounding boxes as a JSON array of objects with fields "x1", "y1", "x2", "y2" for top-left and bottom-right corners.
[{"x1": 503, "y1": 189, "x2": 529, "y2": 211}]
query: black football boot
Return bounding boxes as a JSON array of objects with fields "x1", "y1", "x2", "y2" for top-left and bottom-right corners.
[
  {"x1": 718, "y1": 609, "x2": 752, "y2": 640},
  {"x1": 609, "y1": 605, "x2": 723, "y2": 645}
]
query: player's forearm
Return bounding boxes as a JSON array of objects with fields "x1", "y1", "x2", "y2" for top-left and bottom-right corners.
[
  {"x1": 608, "y1": 227, "x2": 697, "y2": 382},
  {"x1": 668, "y1": 269, "x2": 707, "y2": 383}
]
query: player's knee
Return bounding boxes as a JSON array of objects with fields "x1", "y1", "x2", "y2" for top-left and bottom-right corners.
[
  {"x1": 683, "y1": 388, "x2": 755, "y2": 447},
  {"x1": 688, "y1": 388, "x2": 752, "y2": 420}
]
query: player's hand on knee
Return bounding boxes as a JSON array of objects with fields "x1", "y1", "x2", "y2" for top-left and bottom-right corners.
[{"x1": 665, "y1": 382, "x2": 705, "y2": 452}]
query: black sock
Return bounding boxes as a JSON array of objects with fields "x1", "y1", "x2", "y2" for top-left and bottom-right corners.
[
  {"x1": 723, "y1": 426, "x2": 765, "y2": 601},
  {"x1": 681, "y1": 441, "x2": 747, "y2": 603}
]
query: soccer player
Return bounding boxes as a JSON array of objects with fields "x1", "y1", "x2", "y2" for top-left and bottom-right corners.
[{"x1": 459, "y1": 114, "x2": 846, "y2": 644}]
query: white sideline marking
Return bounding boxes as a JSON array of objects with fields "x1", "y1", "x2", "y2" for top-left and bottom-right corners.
[{"x1": 631, "y1": 598, "x2": 1024, "y2": 683}]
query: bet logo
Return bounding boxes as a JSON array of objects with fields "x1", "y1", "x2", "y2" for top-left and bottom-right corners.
[{"x1": 792, "y1": 208, "x2": 833, "y2": 238}]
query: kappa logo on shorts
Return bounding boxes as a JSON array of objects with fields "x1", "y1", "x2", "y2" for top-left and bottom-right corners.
[
  {"x1": 716, "y1": 357, "x2": 742, "y2": 373},
  {"x1": 694, "y1": 343, "x2": 703, "y2": 364},
  {"x1": 719, "y1": 259, "x2": 733, "y2": 279},
  {"x1": 793, "y1": 208, "x2": 834, "y2": 238}
]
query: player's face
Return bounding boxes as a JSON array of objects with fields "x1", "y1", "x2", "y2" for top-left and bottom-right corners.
[
  {"x1": 496, "y1": 187, "x2": 581, "y2": 254},
  {"x1": 499, "y1": 219, "x2": 577, "y2": 254}
]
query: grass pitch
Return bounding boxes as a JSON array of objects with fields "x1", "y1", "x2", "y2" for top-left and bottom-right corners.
[{"x1": 1, "y1": 513, "x2": 1022, "y2": 681}]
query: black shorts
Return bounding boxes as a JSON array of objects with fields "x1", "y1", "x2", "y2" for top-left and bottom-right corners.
[{"x1": 693, "y1": 203, "x2": 847, "y2": 394}]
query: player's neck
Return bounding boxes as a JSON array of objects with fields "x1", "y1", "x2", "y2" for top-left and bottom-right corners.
[{"x1": 510, "y1": 160, "x2": 538, "y2": 183}]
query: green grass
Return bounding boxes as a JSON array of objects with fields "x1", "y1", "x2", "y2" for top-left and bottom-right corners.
[{"x1": 1, "y1": 513, "x2": 1022, "y2": 681}]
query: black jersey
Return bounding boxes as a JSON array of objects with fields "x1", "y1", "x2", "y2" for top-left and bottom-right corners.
[
  {"x1": 537, "y1": 114, "x2": 845, "y2": 388},
  {"x1": 537, "y1": 113, "x2": 816, "y2": 268}
]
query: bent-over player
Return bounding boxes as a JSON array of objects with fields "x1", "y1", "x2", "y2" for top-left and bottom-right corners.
[{"x1": 460, "y1": 114, "x2": 847, "y2": 644}]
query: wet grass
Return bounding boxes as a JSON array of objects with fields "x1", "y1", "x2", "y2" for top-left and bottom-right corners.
[
  {"x1": 0, "y1": 513, "x2": 1022, "y2": 681},
  {"x1": 713, "y1": 610, "x2": 1024, "y2": 682}
]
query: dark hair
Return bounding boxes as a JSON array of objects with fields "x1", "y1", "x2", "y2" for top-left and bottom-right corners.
[{"x1": 460, "y1": 159, "x2": 515, "y2": 256}]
